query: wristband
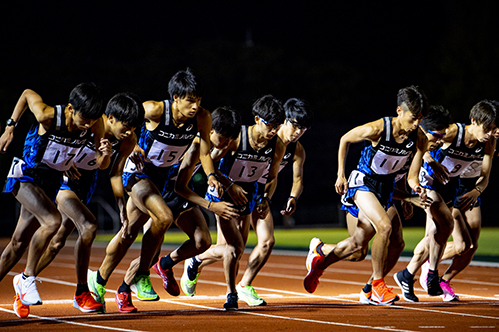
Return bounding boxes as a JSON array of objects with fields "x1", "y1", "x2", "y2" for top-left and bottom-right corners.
[
  {"x1": 207, "y1": 201, "x2": 212, "y2": 210},
  {"x1": 289, "y1": 195, "x2": 298, "y2": 202},
  {"x1": 475, "y1": 186, "x2": 482, "y2": 194},
  {"x1": 207, "y1": 172, "x2": 217, "y2": 179},
  {"x1": 226, "y1": 181, "x2": 234, "y2": 190}
]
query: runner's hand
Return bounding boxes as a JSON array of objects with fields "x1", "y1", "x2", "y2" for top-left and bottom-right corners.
[
  {"x1": 209, "y1": 201, "x2": 239, "y2": 219},
  {"x1": 335, "y1": 175, "x2": 348, "y2": 195}
]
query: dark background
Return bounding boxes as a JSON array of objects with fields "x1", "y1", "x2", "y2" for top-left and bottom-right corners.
[{"x1": 1, "y1": 1, "x2": 498, "y2": 235}]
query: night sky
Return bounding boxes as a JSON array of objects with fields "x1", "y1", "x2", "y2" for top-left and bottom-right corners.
[{"x1": 1, "y1": 1, "x2": 499, "y2": 230}]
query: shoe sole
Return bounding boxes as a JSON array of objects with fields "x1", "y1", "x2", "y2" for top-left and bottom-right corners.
[
  {"x1": 73, "y1": 299, "x2": 102, "y2": 313},
  {"x1": 130, "y1": 285, "x2": 159, "y2": 301}
]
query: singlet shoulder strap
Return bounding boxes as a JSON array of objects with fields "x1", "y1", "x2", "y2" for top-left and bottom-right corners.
[
  {"x1": 383, "y1": 117, "x2": 391, "y2": 142},
  {"x1": 241, "y1": 125, "x2": 248, "y2": 151},
  {"x1": 54, "y1": 105, "x2": 63, "y2": 131},
  {"x1": 455, "y1": 123, "x2": 465, "y2": 148}
]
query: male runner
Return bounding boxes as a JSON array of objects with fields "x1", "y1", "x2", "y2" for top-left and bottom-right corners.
[
  {"x1": 181, "y1": 95, "x2": 285, "y2": 310},
  {"x1": 304, "y1": 86, "x2": 429, "y2": 305},
  {"x1": 235, "y1": 98, "x2": 313, "y2": 306},
  {"x1": 0, "y1": 83, "x2": 106, "y2": 318},
  {"x1": 87, "y1": 68, "x2": 220, "y2": 313},
  {"x1": 27, "y1": 92, "x2": 144, "y2": 314},
  {"x1": 397, "y1": 100, "x2": 497, "y2": 302}
]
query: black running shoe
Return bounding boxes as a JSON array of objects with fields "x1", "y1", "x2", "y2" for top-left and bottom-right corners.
[
  {"x1": 427, "y1": 273, "x2": 443, "y2": 296},
  {"x1": 223, "y1": 292, "x2": 238, "y2": 311},
  {"x1": 394, "y1": 270, "x2": 419, "y2": 302},
  {"x1": 187, "y1": 257, "x2": 201, "y2": 281}
]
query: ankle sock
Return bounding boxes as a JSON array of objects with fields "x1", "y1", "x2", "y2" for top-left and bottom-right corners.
[
  {"x1": 118, "y1": 281, "x2": 131, "y2": 293},
  {"x1": 160, "y1": 254, "x2": 175, "y2": 270},
  {"x1": 363, "y1": 283, "x2": 372, "y2": 293},
  {"x1": 76, "y1": 283, "x2": 90, "y2": 296},
  {"x1": 97, "y1": 270, "x2": 107, "y2": 286}
]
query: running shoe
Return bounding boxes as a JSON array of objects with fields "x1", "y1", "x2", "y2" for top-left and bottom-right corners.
[
  {"x1": 236, "y1": 283, "x2": 267, "y2": 306},
  {"x1": 440, "y1": 279, "x2": 459, "y2": 302},
  {"x1": 13, "y1": 294, "x2": 29, "y2": 318},
  {"x1": 419, "y1": 260, "x2": 430, "y2": 292},
  {"x1": 359, "y1": 289, "x2": 376, "y2": 305},
  {"x1": 87, "y1": 270, "x2": 106, "y2": 312},
  {"x1": 153, "y1": 261, "x2": 180, "y2": 296},
  {"x1": 115, "y1": 290, "x2": 137, "y2": 313},
  {"x1": 394, "y1": 270, "x2": 419, "y2": 302},
  {"x1": 130, "y1": 274, "x2": 159, "y2": 301},
  {"x1": 73, "y1": 291, "x2": 104, "y2": 313},
  {"x1": 427, "y1": 272, "x2": 443, "y2": 296},
  {"x1": 181, "y1": 258, "x2": 200, "y2": 297},
  {"x1": 223, "y1": 292, "x2": 238, "y2": 311},
  {"x1": 14, "y1": 273, "x2": 42, "y2": 306},
  {"x1": 371, "y1": 279, "x2": 399, "y2": 305},
  {"x1": 303, "y1": 238, "x2": 325, "y2": 293}
]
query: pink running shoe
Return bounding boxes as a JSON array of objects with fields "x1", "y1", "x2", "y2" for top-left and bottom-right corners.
[
  {"x1": 440, "y1": 279, "x2": 459, "y2": 302},
  {"x1": 419, "y1": 260, "x2": 430, "y2": 292}
]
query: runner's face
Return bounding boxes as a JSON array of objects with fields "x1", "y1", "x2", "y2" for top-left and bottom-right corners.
[
  {"x1": 256, "y1": 117, "x2": 281, "y2": 140},
  {"x1": 424, "y1": 128, "x2": 446, "y2": 151},
  {"x1": 474, "y1": 122, "x2": 495, "y2": 143},
  {"x1": 73, "y1": 111, "x2": 98, "y2": 131},
  {"x1": 210, "y1": 131, "x2": 232, "y2": 149},
  {"x1": 398, "y1": 108, "x2": 423, "y2": 133},
  {"x1": 175, "y1": 95, "x2": 201, "y2": 118},
  {"x1": 282, "y1": 118, "x2": 308, "y2": 142},
  {"x1": 110, "y1": 119, "x2": 135, "y2": 140}
]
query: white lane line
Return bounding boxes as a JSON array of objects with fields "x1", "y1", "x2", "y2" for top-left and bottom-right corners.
[{"x1": 0, "y1": 307, "x2": 146, "y2": 332}]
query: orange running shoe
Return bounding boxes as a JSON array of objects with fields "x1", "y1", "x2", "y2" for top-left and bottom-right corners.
[
  {"x1": 115, "y1": 290, "x2": 137, "y2": 313},
  {"x1": 371, "y1": 279, "x2": 399, "y2": 305},
  {"x1": 73, "y1": 291, "x2": 104, "y2": 313},
  {"x1": 13, "y1": 294, "x2": 29, "y2": 318}
]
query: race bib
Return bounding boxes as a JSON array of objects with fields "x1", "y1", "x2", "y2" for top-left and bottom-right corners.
[
  {"x1": 229, "y1": 159, "x2": 267, "y2": 183},
  {"x1": 7, "y1": 157, "x2": 25, "y2": 178},
  {"x1": 145, "y1": 140, "x2": 188, "y2": 167}
]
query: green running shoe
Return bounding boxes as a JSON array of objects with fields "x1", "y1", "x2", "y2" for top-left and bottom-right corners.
[
  {"x1": 236, "y1": 284, "x2": 267, "y2": 306},
  {"x1": 131, "y1": 274, "x2": 159, "y2": 301},
  {"x1": 181, "y1": 258, "x2": 200, "y2": 296},
  {"x1": 87, "y1": 270, "x2": 106, "y2": 313}
]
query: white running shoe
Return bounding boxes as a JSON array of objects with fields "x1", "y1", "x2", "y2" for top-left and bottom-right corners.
[{"x1": 14, "y1": 273, "x2": 42, "y2": 306}]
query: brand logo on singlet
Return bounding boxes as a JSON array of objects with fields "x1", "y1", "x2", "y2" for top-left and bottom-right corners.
[
  {"x1": 183, "y1": 202, "x2": 189, "y2": 209},
  {"x1": 186, "y1": 124, "x2": 194, "y2": 131},
  {"x1": 284, "y1": 153, "x2": 292, "y2": 160},
  {"x1": 406, "y1": 141, "x2": 414, "y2": 148},
  {"x1": 476, "y1": 147, "x2": 482, "y2": 153},
  {"x1": 265, "y1": 148, "x2": 273, "y2": 154},
  {"x1": 80, "y1": 130, "x2": 88, "y2": 137}
]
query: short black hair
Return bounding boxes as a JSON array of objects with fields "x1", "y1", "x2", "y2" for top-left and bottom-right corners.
[
  {"x1": 397, "y1": 85, "x2": 429, "y2": 118},
  {"x1": 284, "y1": 98, "x2": 314, "y2": 128},
  {"x1": 420, "y1": 105, "x2": 452, "y2": 131},
  {"x1": 105, "y1": 92, "x2": 145, "y2": 128},
  {"x1": 470, "y1": 100, "x2": 497, "y2": 131},
  {"x1": 252, "y1": 95, "x2": 284, "y2": 125},
  {"x1": 212, "y1": 107, "x2": 242, "y2": 139},
  {"x1": 69, "y1": 82, "x2": 104, "y2": 120},
  {"x1": 168, "y1": 67, "x2": 204, "y2": 100}
]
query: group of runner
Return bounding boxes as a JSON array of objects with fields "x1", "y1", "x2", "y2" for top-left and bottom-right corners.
[{"x1": 0, "y1": 73, "x2": 494, "y2": 319}]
